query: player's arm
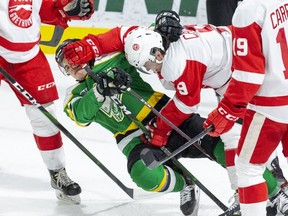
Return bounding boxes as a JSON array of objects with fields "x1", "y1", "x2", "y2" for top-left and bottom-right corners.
[
  {"x1": 63, "y1": 26, "x2": 139, "y2": 65},
  {"x1": 64, "y1": 67, "x2": 131, "y2": 125},
  {"x1": 203, "y1": 8, "x2": 264, "y2": 136},
  {"x1": 145, "y1": 61, "x2": 204, "y2": 147},
  {"x1": 225, "y1": 23, "x2": 264, "y2": 106},
  {"x1": 63, "y1": 85, "x2": 103, "y2": 127}
]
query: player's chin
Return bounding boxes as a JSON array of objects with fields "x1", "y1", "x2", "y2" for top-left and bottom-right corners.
[{"x1": 74, "y1": 70, "x2": 86, "y2": 81}]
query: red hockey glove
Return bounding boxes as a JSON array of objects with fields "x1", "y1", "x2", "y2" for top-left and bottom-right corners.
[
  {"x1": 141, "y1": 118, "x2": 171, "y2": 147},
  {"x1": 56, "y1": 0, "x2": 94, "y2": 21},
  {"x1": 63, "y1": 36, "x2": 99, "y2": 65},
  {"x1": 203, "y1": 98, "x2": 243, "y2": 137}
]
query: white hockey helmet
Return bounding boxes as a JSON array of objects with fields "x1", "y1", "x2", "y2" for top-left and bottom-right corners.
[{"x1": 124, "y1": 27, "x2": 164, "y2": 68}]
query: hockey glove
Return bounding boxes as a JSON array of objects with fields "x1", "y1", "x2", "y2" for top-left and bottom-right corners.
[
  {"x1": 96, "y1": 67, "x2": 132, "y2": 97},
  {"x1": 155, "y1": 10, "x2": 183, "y2": 50},
  {"x1": 141, "y1": 117, "x2": 171, "y2": 147},
  {"x1": 203, "y1": 98, "x2": 244, "y2": 137},
  {"x1": 63, "y1": 36, "x2": 99, "y2": 65},
  {"x1": 56, "y1": 0, "x2": 94, "y2": 21}
]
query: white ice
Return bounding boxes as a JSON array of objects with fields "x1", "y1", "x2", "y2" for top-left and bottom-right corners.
[{"x1": 0, "y1": 55, "x2": 286, "y2": 216}]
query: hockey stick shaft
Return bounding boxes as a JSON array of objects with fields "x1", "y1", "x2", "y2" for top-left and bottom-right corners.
[
  {"x1": 0, "y1": 67, "x2": 135, "y2": 199},
  {"x1": 83, "y1": 66, "x2": 227, "y2": 211},
  {"x1": 40, "y1": 26, "x2": 64, "y2": 47},
  {"x1": 145, "y1": 126, "x2": 214, "y2": 169}
]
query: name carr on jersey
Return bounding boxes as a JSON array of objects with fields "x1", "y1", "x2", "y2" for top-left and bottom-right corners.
[{"x1": 270, "y1": 3, "x2": 288, "y2": 29}]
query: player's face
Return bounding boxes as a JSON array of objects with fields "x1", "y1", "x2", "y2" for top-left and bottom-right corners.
[
  {"x1": 61, "y1": 58, "x2": 87, "y2": 81},
  {"x1": 143, "y1": 61, "x2": 159, "y2": 73},
  {"x1": 143, "y1": 50, "x2": 163, "y2": 73}
]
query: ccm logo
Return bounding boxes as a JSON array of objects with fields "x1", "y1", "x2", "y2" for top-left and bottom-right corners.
[
  {"x1": 218, "y1": 107, "x2": 238, "y2": 121},
  {"x1": 86, "y1": 39, "x2": 99, "y2": 55},
  {"x1": 38, "y1": 82, "x2": 55, "y2": 91}
]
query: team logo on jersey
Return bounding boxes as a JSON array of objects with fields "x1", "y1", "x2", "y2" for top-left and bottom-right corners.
[
  {"x1": 8, "y1": 0, "x2": 33, "y2": 28},
  {"x1": 132, "y1": 44, "x2": 140, "y2": 51},
  {"x1": 100, "y1": 95, "x2": 125, "y2": 122}
]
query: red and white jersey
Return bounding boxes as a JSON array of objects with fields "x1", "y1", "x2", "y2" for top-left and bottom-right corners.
[
  {"x1": 85, "y1": 24, "x2": 233, "y2": 130},
  {"x1": 158, "y1": 25, "x2": 232, "y2": 129},
  {"x1": 228, "y1": 0, "x2": 288, "y2": 123},
  {"x1": 0, "y1": 0, "x2": 67, "y2": 63}
]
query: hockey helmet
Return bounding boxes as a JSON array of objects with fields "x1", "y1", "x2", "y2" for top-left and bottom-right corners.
[
  {"x1": 124, "y1": 27, "x2": 164, "y2": 68},
  {"x1": 155, "y1": 10, "x2": 183, "y2": 49}
]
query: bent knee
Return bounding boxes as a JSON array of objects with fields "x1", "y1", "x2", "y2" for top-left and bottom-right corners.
[{"x1": 130, "y1": 160, "x2": 182, "y2": 192}]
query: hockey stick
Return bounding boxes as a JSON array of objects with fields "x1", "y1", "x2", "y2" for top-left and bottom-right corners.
[
  {"x1": 0, "y1": 67, "x2": 151, "y2": 200},
  {"x1": 126, "y1": 88, "x2": 217, "y2": 162},
  {"x1": 83, "y1": 65, "x2": 228, "y2": 211},
  {"x1": 40, "y1": 26, "x2": 64, "y2": 47}
]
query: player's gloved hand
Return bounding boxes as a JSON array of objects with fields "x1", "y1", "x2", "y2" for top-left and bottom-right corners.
[
  {"x1": 203, "y1": 98, "x2": 244, "y2": 137},
  {"x1": 56, "y1": 0, "x2": 94, "y2": 20},
  {"x1": 141, "y1": 117, "x2": 171, "y2": 147},
  {"x1": 154, "y1": 10, "x2": 183, "y2": 50},
  {"x1": 96, "y1": 67, "x2": 132, "y2": 96},
  {"x1": 63, "y1": 36, "x2": 99, "y2": 65},
  {"x1": 92, "y1": 83, "x2": 105, "y2": 102}
]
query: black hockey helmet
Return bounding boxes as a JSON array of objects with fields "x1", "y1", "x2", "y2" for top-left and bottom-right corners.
[
  {"x1": 55, "y1": 38, "x2": 95, "y2": 76},
  {"x1": 154, "y1": 10, "x2": 183, "y2": 50}
]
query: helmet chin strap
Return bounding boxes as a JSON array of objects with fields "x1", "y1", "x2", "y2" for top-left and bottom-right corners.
[
  {"x1": 156, "y1": 59, "x2": 163, "y2": 64},
  {"x1": 136, "y1": 67, "x2": 155, "y2": 75}
]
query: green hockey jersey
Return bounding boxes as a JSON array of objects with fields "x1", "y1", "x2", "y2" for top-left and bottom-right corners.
[{"x1": 63, "y1": 52, "x2": 170, "y2": 157}]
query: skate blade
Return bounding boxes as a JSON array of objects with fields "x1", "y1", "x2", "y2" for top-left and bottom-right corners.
[{"x1": 55, "y1": 190, "x2": 81, "y2": 204}]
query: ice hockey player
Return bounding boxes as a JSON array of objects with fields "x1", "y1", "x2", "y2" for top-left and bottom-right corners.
[
  {"x1": 0, "y1": 0, "x2": 94, "y2": 204},
  {"x1": 204, "y1": 0, "x2": 288, "y2": 215}
]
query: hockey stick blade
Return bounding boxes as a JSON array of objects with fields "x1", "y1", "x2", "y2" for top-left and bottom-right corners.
[
  {"x1": 140, "y1": 148, "x2": 160, "y2": 169},
  {"x1": 40, "y1": 25, "x2": 64, "y2": 47},
  {"x1": 141, "y1": 126, "x2": 214, "y2": 170}
]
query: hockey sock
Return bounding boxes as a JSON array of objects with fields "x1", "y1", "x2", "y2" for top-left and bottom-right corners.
[
  {"x1": 213, "y1": 140, "x2": 226, "y2": 167},
  {"x1": 263, "y1": 168, "x2": 281, "y2": 199},
  {"x1": 130, "y1": 160, "x2": 185, "y2": 192}
]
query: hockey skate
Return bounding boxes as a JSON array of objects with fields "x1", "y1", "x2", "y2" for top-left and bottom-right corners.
[
  {"x1": 219, "y1": 192, "x2": 241, "y2": 216},
  {"x1": 269, "y1": 190, "x2": 288, "y2": 216},
  {"x1": 266, "y1": 200, "x2": 277, "y2": 216},
  {"x1": 180, "y1": 179, "x2": 200, "y2": 216},
  {"x1": 49, "y1": 168, "x2": 81, "y2": 204}
]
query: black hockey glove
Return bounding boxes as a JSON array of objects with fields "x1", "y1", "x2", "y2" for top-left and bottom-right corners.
[
  {"x1": 96, "y1": 67, "x2": 132, "y2": 97},
  {"x1": 155, "y1": 10, "x2": 183, "y2": 50},
  {"x1": 62, "y1": 0, "x2": 94, "y2": 20}
]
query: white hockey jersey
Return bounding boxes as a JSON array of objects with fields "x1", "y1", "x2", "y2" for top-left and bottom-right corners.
[
  {"x1": 158, "y1": 24, "x2": 233, "y2": 129},
  {"x1": 228, "y1": 0, "x2": 288, "y2": 123}
]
